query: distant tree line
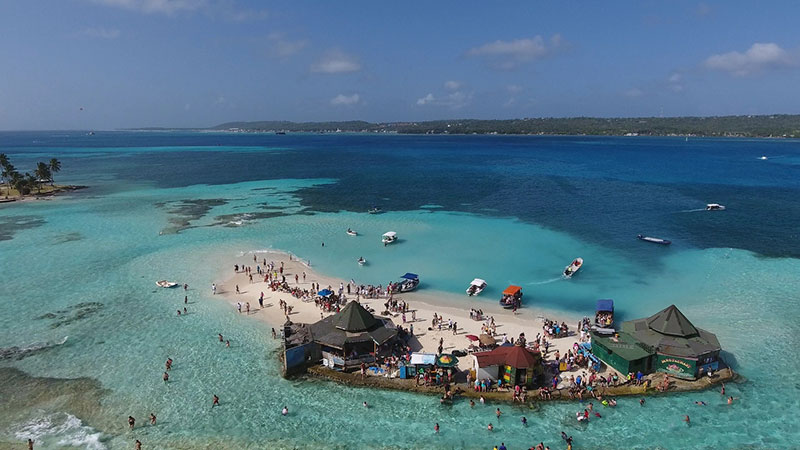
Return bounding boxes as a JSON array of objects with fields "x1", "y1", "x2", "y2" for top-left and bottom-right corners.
[
  {"x1": 211, "y1": 115, "x2": 800, "y2": 138},
  {"x1": 0, "y1": 153, "x2": 61, "y2": 196}
]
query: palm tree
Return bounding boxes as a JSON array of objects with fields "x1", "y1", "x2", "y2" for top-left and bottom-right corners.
[
  {"x1": 10, "y1": 171, "x2": 25, "y2": 196},
  {"x1": 0, "y1": 153, "x2": 9, "y2": 193},
  {"x1": 49, "y1": 158, "x2": 61, "y2": 185},
  {"x1": 1, "y1": 162, "x2": 15, "y2": 196},
  {"x1": 34, "y1": 162, "x2": 51, "y2": 193}
]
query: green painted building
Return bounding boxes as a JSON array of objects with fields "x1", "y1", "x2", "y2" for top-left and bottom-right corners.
[{"x1": 591, "y1": 305, "x2": 722, "y2": 380}]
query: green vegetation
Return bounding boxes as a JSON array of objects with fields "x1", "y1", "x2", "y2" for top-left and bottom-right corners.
[
  {"x1": 0, "y1": 154, "x2": 63, "y2": 198},
  {"x1": 210, "y1": 115, "x2": 800, "y2": 138}
]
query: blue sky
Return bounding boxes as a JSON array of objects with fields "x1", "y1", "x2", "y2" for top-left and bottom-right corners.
[{"x1": 1, "y1": 0, "x2": 800, "y2": 129}]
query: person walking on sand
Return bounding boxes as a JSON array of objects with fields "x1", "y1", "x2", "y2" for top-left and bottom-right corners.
[
  {"x1": 212, "y1": 395, "x2": 220, "y2": 408},
  {"x1": 211, "y1": 283, "x2": 216, "y2": 295},
  {"x1": 246, "y1": 302, "x2": 250, "y2": 314},
  {"x1": 236, "y1": 285, "x2": 240, "y2": 294},
  {"x1": 149, "y1": 413, "x2": 156, "y2": 425},
  {"x1": 128, "y1": 416, "x2": 135, "y2": 430},
  {"x1": 237, "y1": 302, "x2": 242, "y2": 313}
]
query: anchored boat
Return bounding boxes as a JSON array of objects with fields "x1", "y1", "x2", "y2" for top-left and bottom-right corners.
[
  {"x1": 395, "y1": 273, "x2": 419, "y2": 292},
  {"x1": 382, "y1": 231, "x2": 397, "y2": 245},
  {"x1": 637, "y1": 234, "x2": 671, "y2": 245},
  {"x1": 156, "y1": 280, "x2": 178, "y2": 288},
  {"x1": 466, "y1": 278, "x2": 487, "y2": 296},
  {"x1": 499, "y1": 285, "x2": 522, "y2": 309}
]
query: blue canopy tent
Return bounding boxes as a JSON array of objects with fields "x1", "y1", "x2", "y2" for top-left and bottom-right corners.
[
  {"x1": 596, "y1": 299, "x2": 614, "y2": 313},
  {"x1": 400, "y1": 273, "x2": 418, "y2": 280},
  {"x1": 318, "y1": 289, "x2": 333, "y2": 297}
]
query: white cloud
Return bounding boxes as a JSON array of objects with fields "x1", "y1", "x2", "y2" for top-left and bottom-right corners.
[
  {"x1": 705, "y1": 42, "x2": 796, "y2": 76},
  {"x1": 311, "y1": 50, "x2": 361, "y2": 74},
  {"x1": 444, "y1": 80, "x2": 462, "y2": 90},
  {"x1": 624, "y1": 88, "x2": 643, "y2": 98},
  {"x1": 267, "y1": 32, "x2": 308, "y2": 57},
  {"x1": 78, "y1": 27, "x2": 121, "y2": 39},
  {"x1": 667, "y1": 72, "x2": 684, "y2": 92},
  {"x1": 330, "y1": 94, "x2": 360, "y2": 106},
  {"x1": 503, "y1": 98, "x2": 516, "y2": 108},
  {"x1": 668, "y1": 73, "x2": 682, "y2": 83},
  {"x1": 416, "y1": 91, "x2": 472, "y2": 109},
  {"x1": 88, "y1": 0, "x2": 267, "y2": 19},
  {"x1": 506, "y1": 84, "x2": 523, "y2": 94},
  {"x1": 416, "y1": 93, "x2": 434, "y2": 105},
  {"x1": 467, "y1": 34, "x2": 564, "y2": 70},
  {"x1": 89, "y1": 0, "x2": 207, "y2": 15}
]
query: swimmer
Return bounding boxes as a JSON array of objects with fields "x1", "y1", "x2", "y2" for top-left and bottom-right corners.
[
  {"x1": 639, "y1": 398, "x2": 645, "y2": 406},
  {"x1": 282, "y1": 406, "x2": 288, "y2": 416},
  {"x1": 727, "y1": 396, "x2": 737, "y2": 405},
  {"x1": 720, "y1": 383, "x2": 725, "y2": 395},
  {"x1": 609, "y1": 398, "x2": 617, "y2": 407},
  {"x1": 487, "y1": 423, "x2": 493, "y2": 431},
  {"x1": 218, "y1": 333, "x2": 223, "y2": 342},
  {"x1": 479, "y1": 395, "x2": 485, "y2": 404},
  {"x1": 683, "y1": 415, "x2": 690, "y2": 424},
  {"x1": 496, "y1": 408, "x2": 502, "y2": 418},
  {"x1": 183, "y1": 307, "x2": 187, "y2": 314},
  {"x1": 176, "y1": 309, "x2": 181, "y2": 316},
  {"x1": 363, "y1": 401, "x2": 369, "y2": 408},
  {"x1": 226, "y1": 340, "x2": 230, "y2": 347},
  {"x1": 212, "y1": 395, "x2": 220, "y2": 407},
  {"x1": 149, "y1": 413, "x2": 156, "y2": 425},
  {"x1": 469, "y1": 399, "x2": 475, "y2": 408},
  {"x1": 694, "y1": 401, "x2": 706, "y2": 406},
  {"x1": 165, "y1": 358, "x2": 172, "y2": 370},
  {"x1": 521, "y1": 416, "x2": 527, "y2": 426},
  {"x1": 434, "y1": 423, "x2": 439, "y2": 433}
]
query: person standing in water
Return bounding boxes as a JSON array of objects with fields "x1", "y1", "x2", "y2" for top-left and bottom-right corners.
[
  {"x1": 212, "y1": 395, "x2": 220, "y2": 408},
  {"x1": 27, "y1": 438, "x2": 34, "y2": 449},
  {"x1": 282, "y1": 406, "x2": 288, "y2": 416},
  {"x1": 149, "y1": 413, "x2": 156, "y2": 425},
  {"x1": 162, "y1": 372, "x2": 169, "y2": 383},
  {"x1": 434, "y1": 423, "x2": 439, "y2": 433},
  {"x1": 135, "y1": 440, "x2": 141, "y2": 450},
  {"x1": 128, "y1": 416, "x2": 136, "y2": 429}
]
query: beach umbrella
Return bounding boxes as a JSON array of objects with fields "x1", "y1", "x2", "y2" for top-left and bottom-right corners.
[
  {"x1": 465, "y1": 334, "x2": 479, "y2": 342},
  {"x1": 479, "y1": 334, "x2": 496, "y2": 346},
  {"x1": 436, "y1": 354, "x2": 459, "y2": 368},
  {"x1": 318, "y1": 289, "x2": 333, "y2": 297}
]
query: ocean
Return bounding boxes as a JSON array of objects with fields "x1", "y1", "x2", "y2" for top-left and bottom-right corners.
[{"x1": 1, "y1": 131, "x2": 799, "y2": 449}]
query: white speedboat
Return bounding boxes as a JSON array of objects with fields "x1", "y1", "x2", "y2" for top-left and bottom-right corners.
[
  {"x1": 156, "y1": 280, "x2": 178, "y2": 288},
  {"x1": 637, "y1": 234, "x2": 671, "y2": 245},
  {"x1": 368, "y1": 207, "x2": 382, "y2": 214},
  {"x1": 760, "y1": 156, "x2": 768, "y2": 160},
  {"x1": 382, "y1": 231, "x2": 397, "y2": 245},
  {"x1": 563, "y1": 258, "x2": 583, "y2": 278},
  {"x1": 358, "y1": 257, "x2": 366, "y2": 266},
  {"x1": 706, "y1": 203, "x2": 726, "y2": 211},
  {"x1": 466, "y1": 278, "x2": 487, "y2": 296},
  {"x1": 347, "y1": 228, "x2": 358, "y2": 236}
]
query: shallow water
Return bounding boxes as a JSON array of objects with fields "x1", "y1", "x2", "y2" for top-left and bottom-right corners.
[{"x1": 1, "y1": 132, "x2": 799, "y2": 449}]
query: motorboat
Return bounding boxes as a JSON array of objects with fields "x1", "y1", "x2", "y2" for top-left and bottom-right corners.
[
  {"x1": 466, "y1": 278, "x2": 487, "y2": 296},
  {"x1": 156, "y1": 280, "x2": 178, "y2": 288},
  {"x1": 637, "y1": 234, "x2": 671, "y2": 245},
  {"x1": 592, "y1": 299, "x2": 615, "y2": 334},
  {"x1": 395, "y1": 273, "x2": 419, "y2": 292},
  {"x1": 563, "y1": 258, "x2": 583, "y2": 278},
  {"x1": 368, "y1": 207, "x2": 382, "y2": 214},
  {"x1": 382, "y1": 231, "x2": 397, "y2": 245},
  {"x1": 760, "y1": 156, "x2": 768, "y2": 160},
  {"x1": 706, "y1": 203, "x2": 726, "y2": 211},
  {"x1": 358, "y1": 257, "x2": 366, "y2": 266},
  {"x1": 346, "y1": 228, "x2": 358, "y2": 236},
  {"x1": 499, "y1": 285, "x2": 522, "y2": 309}
]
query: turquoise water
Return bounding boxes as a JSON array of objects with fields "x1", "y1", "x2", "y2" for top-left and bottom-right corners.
[{"x1": 1, "y1": 132, "x2": 800, "y2": 449}]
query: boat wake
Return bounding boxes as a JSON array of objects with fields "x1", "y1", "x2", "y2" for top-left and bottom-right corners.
[
  {"x1": 0, "y1": 336, "x2": 68, "y2": 361},
  {"x1": 14, "y1": 413, "x2": 105, "y2": 449},
  {"x1": 678, "y1": 208, "x2": 707, "y2": 213},
  {"x1": 528, "y1": 277, "x2": 563, "y2": 285}
]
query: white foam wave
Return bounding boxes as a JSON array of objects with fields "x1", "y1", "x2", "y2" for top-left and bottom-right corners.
[{"x1": 14, "y1": 413, "x2": 105, "y2": 449}]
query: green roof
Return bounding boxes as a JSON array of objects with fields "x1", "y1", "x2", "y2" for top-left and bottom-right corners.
[
  {"x1": 645, "y1": 305, "x2": 698, "y2": 337},
  {"x1": 333, "y1": 301, "x2": 378, "y2": 332},
  {"x1": 591, "y1": 332, "x2": 653, "y2": 361},
  {"x1": 621, "y1": 305, "x2": 721, "y2": 359}
]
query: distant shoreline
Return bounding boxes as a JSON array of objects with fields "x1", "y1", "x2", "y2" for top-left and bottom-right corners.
[
  {"x1": 0, "y1": 185, "x2": 87, "y2": 205},
  {"x1": 124, "y1": 114, "x2": 800, "y2": 138}
]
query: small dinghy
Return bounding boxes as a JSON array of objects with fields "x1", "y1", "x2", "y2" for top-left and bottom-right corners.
[
  {"x1": 358, "y1": 257, "x2": 367, "y2": 266},
  {"x1": 637, "y1": 234, "x2": 671, "y2": 245},
  {"x1": 347, "y1": 228, "x2": 358, "y2": 236},
  {"x1": 156, "y1": 280, "x2": 178, "y2": 288},
  {"x1": 563, "y1": 258, "x2": 583, "y2": 278}
]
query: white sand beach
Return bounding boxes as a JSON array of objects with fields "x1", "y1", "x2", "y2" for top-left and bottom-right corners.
[{"x1": 214, "y1": 250, "x2": 600, "y2": 376}]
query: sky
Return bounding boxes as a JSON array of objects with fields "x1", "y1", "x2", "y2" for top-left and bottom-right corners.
[{"x1": 1, "y1": 0, "x2": 800, "y2": 129}]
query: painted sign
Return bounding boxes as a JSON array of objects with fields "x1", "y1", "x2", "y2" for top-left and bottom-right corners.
[{"x1": 656, "y1": 355, "x2": 696, "y2": 378}]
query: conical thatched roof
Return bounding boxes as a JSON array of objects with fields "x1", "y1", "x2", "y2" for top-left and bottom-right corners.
[
  {"x1": 645, "y1": 304, "x2": 698, "y2": 337},
  {"x1": 332, "y1": 301, "x2": 378, "y2": 332}
]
